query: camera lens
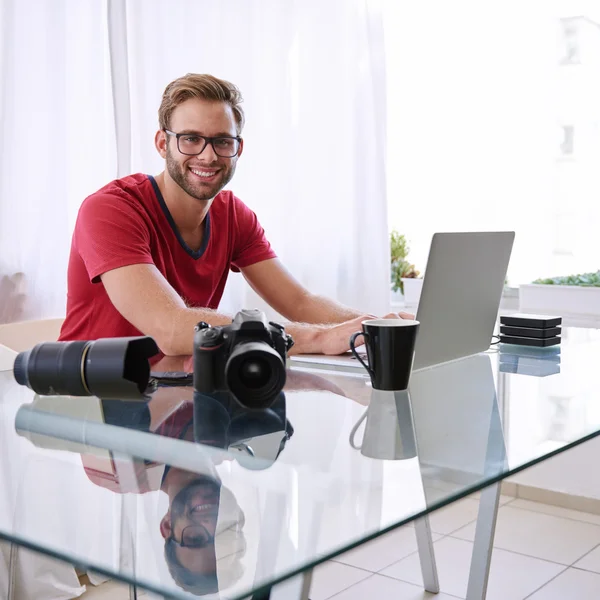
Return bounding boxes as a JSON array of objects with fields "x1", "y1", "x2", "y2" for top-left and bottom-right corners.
[
  {"x1": 238, "y1": 357, "x2": 271, "y2": 389},
  {"x1": 14, "y1": 341, "x2": 92, "y2": 396},
  {"x1": 13, "y1": 337, "x2": 159, "y2": 400},
  {"x1": 225, "y1": 342, "x2": 286, "y2": 410}
]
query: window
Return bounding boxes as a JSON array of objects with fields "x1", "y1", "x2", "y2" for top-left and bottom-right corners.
[{"x1": 384, "y1": 4, "x2": 600, "y2": 286}]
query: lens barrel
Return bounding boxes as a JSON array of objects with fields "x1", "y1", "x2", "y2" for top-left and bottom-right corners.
[{"x1": 13, "y1": 337, "x2": 159, "y2": 400}]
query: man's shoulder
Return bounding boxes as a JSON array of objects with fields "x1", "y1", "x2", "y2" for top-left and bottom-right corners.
[
  {"x1": 86, "y1": 173, "x2": 151, "y2": 202},
  {"x1": 80, "y1": 173, "x2": 154, "y2": 215}
]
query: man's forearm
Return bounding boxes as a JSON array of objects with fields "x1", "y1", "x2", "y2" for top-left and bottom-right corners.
[
  {"x1": 163, "y1": 307, "x2": 331, "y2": 356},
  {"x1": 293, "y1": 293, "x2": 366, "y2": 324},
  {"x1": 284, "y1": 322, "x2": 329, "y2": 354},
  {"x1": 163, "y1": 307, "x2": 233, "y2": 356}
]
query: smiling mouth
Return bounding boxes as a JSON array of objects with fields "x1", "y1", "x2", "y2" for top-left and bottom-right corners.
[
  {"x1": 189, "y1": 166, "x2": 219, "y2": 180},
  {"x1": 191, "y1": 502, "x2": 219, "y2": 516}
]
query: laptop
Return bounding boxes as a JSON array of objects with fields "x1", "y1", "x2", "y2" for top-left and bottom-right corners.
[{"x1": 290, "y1": 231, "x2": 515, "y2": 373}]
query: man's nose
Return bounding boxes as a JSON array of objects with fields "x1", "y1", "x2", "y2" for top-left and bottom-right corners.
[{"x1": 199, "y1": 141, "x2": 219, "y2": 162}]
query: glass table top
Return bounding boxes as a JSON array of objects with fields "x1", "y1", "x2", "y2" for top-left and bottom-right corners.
[{"x1": 1, "y1": 326, "x2": 600, "y2": 599}]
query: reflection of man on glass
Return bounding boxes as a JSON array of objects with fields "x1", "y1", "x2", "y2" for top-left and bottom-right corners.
[
  {"x1": 82, "y1": 395, "x2": 248, "y2": 595},
  {"x1": 160, "y1": 470, "x2": 246, "y2": 592},
  {"x1": 157, "y1": 400, "x2": 247, "y2": 594}
]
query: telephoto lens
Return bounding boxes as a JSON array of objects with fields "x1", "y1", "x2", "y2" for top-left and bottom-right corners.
[{"x1": 13, "y1": 336, "x2": 159, "y2": 400}]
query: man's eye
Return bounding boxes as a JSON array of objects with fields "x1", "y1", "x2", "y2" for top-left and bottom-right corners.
[
  {"x1": 214, "y1": 138, "x2": 234, "y2": 148},
  {"x1": 183, "y1": 136, "x2": 201, "y2": 144}
]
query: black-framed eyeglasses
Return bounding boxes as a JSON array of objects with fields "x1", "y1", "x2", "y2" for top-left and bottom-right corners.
[
  {"x1": 164, "y1": 129, "x2": 241, "y2": 158},
  {"x1": 169, "y1": 523, "x2": 215, "y2": 549}
]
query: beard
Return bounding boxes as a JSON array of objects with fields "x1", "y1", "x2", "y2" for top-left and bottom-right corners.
[{"x1": 166, "y1": 145, "x2": 236, "y2": 201}]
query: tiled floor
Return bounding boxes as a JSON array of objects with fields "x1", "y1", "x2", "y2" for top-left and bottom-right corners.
[{"x1": 78, "y1": 495, "x2": 600, "y2": 599}]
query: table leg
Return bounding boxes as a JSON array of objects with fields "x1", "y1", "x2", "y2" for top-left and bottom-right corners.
[
  {"x1": 113, "y1": 453, "x2": 143, "y2": 599},
  {"x1": 414, "y1": 515, "x2": 440, "y2": 593},
  {"x1": 466, "y1": 481, "x2": 501, "y2": 600},
  {"x1": 7, "y1": 542, "x2": 17, "y2": 600}
]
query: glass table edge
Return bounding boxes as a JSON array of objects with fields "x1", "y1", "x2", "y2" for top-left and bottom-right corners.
[
  {"x1": 4, "y1": 427, "x2": 600, "y2": 599},
  {"x1": 233, "y1": 426, "x2": 600, "y2": 599}
]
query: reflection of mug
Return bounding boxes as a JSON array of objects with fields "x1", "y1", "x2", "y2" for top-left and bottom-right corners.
[
  {"x1": 350, "y1": 319, "x2": 419, "y2": 390},
  {"x1": 349, "y1": 389, "x2": 417, "y2": 460}
]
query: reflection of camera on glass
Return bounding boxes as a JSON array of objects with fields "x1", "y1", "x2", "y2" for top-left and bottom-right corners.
[
  {"x1": 194, "y1": 389, "x2": 294, "y2": 469},
  {"x1": 194, "y1": 309, "x2": 294, "y2": 410},
  {"x1": 13, "y1": 337, "x2": 159, "y2": 400}
]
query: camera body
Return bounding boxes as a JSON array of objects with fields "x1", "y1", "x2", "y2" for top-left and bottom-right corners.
[{"x1": 193, "y1": 309, "x2": 294, "y2": 409}]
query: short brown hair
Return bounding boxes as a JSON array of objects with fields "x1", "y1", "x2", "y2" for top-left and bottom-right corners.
[{"x1": 158, "y1": 73, "x2": 245, "y2": 134}]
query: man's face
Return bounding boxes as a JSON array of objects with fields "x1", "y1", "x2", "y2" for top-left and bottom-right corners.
[
  {"x1": 161, "y1": 475, "x2": 245, "y2": 581},
  {"x1": 165, "y1": 477, "x2": 221, "y2": 575},
  {"x1": 160, "y1": 98, "x2": 243, "y2": 201}
]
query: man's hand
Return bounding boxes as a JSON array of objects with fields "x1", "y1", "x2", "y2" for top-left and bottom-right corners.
[
  {"x1": 384, "y1": 311, "x2": 416, "y2": 320},
  {"x1": 312, "y1": 312, "x2": 416, "y2": 356},
  {"x1": 313, "y1": 315, "x2": 372, "y2": 355}
]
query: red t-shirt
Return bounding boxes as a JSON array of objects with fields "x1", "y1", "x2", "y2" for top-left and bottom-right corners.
[{"x1": 59, "y1": 173, "x2": 276, "y2": 347}]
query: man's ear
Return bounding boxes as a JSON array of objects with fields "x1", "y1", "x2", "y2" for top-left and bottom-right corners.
[
  {"x1": 160, "y1": 510, "x2": 172, "y2": 539},
  {"x1": 155, "y1": 130, "x2": 167, "y2": 159},
  {"x1": 236, "y1": 137, "x2": 244, "y2": 159}
]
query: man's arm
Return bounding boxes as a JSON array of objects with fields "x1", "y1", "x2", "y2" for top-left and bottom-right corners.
[
  {"x1": 242, "y1": 258, "x2": 414, "y2": 326},
  {"x1": 101, "y1": 264, "x2": 229, "y2": 356},
  {"x1": 241, "y1": 258, "x2": 366, "y2": 324},
  {"x1": 101, "y1": 263, "x2": 369, "y2": 356}
]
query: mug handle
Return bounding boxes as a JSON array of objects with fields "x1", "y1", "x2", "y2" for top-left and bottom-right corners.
[
  {"x1": 349, "y1": 331, "x2": 372, "y2": 376},
  {"x1": 349, "y1": 409, "x2": 368, "y2": 450}
]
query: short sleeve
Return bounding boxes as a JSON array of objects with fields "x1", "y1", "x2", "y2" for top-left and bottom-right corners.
[
  {"x1": 75, "y1": 192, "x2": 154, "y2": 283},
  {"x1": 230, "y1": 197, "x2": 277, "y2": 272}
]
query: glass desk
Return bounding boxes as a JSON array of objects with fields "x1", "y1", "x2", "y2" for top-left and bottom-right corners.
[{"x1": 1, "y1": 326, "x2": 600, "y2": 599}]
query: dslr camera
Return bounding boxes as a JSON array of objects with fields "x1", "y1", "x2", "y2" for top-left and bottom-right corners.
[{"x1": 194, "y1": 309, "x2": 294, "y2": 410}]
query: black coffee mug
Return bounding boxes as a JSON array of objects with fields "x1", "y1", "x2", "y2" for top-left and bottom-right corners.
[{"x1": 349, "y1": 319, "x2": 420, "y2": 390}]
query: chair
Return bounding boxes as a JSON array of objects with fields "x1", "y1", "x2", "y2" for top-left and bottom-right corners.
[
  {"x1": 0, "y1": 318, "x2": 64, "y2": 371},
  {"x1": 0, "y1": 272, "x2": 27, "y2": 325}
]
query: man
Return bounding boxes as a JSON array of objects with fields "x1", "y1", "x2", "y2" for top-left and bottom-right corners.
[{"x1": 59, "y1": 73, "x2": 410, "y2": 358}]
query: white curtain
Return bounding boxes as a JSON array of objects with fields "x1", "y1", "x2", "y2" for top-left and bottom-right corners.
[
  {"x1": 0, "y1": 0, "x2": 117, "y2": 321},
  {"x1": 0, "y1": 0, "x2": 390, "y2": 324}
]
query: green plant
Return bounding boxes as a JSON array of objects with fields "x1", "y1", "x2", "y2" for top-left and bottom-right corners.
[
  {"x1": 390, "y1": 230, "x2": 420, "y2": 294},
  {"x1": 533, "y1": 270, "x2": 600, "y2": 287}
]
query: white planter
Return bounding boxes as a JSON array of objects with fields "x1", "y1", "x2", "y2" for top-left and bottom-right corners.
[
  {"x1": 402, "y1": 278, "x2": 424, "y2": 306},
  {"x1": 519, "y1": 284, "x2": 600, "y2": 317}
]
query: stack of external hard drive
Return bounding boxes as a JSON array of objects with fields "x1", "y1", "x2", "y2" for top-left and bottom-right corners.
[{"x1": 499, "y1": 313, "x2": 562, "y2": 347}]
